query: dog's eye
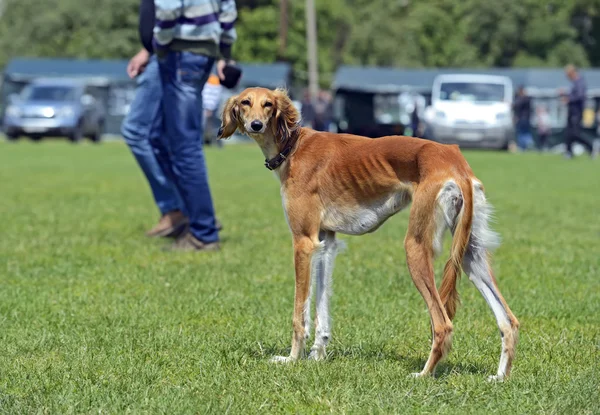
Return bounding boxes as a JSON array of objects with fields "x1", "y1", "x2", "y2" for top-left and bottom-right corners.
[
  {"x1": 241, "y1": 99, "x2": 251, "y2": 106},
  {"x1": 264, "y1": 102, "x2": 273, "y2": 108}
]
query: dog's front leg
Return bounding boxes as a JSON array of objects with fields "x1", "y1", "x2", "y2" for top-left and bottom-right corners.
[
  {"x1": 309, "y1": 231, "x2": 343, "y2": 361},
  {"x1": 271, "y1": 236, "x2": 316, "y2": 363}
]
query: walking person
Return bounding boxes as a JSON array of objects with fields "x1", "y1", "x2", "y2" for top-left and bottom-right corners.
[
  {"x1": 121, "y1": 0, "x2": 187, "y2": 238},
  {"x1": 153, "y1": 0, "x2": 238, "y2": 251},
  {"x1": 410, "y1": 100, "x2": 420, "y2": 138},
  {"x1": 562, "y1": 64, "x2": 600, "y2": 159},
  {"x1": 300, "y1": 90, "x2": 316, "y2": 128},
  {"x1": 512, "y1": 85, "x2": 533, "y2": 151},
  {"x1": 313, "y1": 90, "x2": 333, "y2": 132}
]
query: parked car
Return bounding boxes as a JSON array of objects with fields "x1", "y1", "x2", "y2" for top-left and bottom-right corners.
[
  {"x1": 423, "y1": 74, "x2": 514, "y2": 150},
  {"x1": 3, "y1": 78, "x2": 106, "y2": 142}
]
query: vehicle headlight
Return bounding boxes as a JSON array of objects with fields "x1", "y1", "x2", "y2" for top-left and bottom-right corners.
[
  {"x1": 41, "y1": 107, "x2": 55, "y2": 118},
  {"x1": 58, "y1": 107, "x2": 75, "y2": 117},
  {"x1": 5, "y1": 105, "x2": 20, "y2": 117}
]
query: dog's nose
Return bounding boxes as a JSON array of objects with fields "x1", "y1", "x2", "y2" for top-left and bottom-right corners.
[{"x1": 250, "y1": 120, "x2": 264, "y2": 132}]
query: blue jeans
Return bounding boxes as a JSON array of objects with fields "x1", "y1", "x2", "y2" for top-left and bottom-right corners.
[
  {"x1": 157, "y1": 51, "x2": 219, "y2": 244},
  {"x1": 121, "y1": 55, "x2": 183, "y2": 215},
  {"x1": 516, "y1": 131, "x2": 533, "y2": 150}
]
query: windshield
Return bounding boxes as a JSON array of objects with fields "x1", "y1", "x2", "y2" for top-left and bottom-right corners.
[
  {"x1": 439, "y1": 82, "x2": 506, "y2": 103},
  {"x1": 21, "y1": 85, "x2": 78, "y2": 102}
]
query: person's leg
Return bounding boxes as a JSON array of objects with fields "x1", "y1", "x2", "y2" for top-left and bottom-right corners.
[
  {"x1": 202, "y1": 109, "x2": 212, "y2": 146},
  {"x1": 538, "y1": 133, "x2": 547, "y2": 151},
  {"x1": 567, "y1": 121, "x2": 593, "y2": 156},
  {"x1": 121, "y1": 56, "x2": 182, "y2": 216},
  {"x1": 158, "y1": 51, "x2": 219, "y2": 246},
  {"x1": 516, "y1": 131, "x2": 526, "y2": 151},
  {"x1": 573, "y1": 135, "x2": 593, "y2": 154},
  {"x1": 565, "y1": 123, "x2": 575, "y2": 158},
  {"x1": 206, "y1": 109, "x2": 225, "y2": 148},
  {"x1": 148, "y1": 99, "x2": 186, "y2": 216},
  {"x1": 592, "y1": 137, "x2": 600, "y2": 159},
  {"x1": 526, "y1": 132, "x2": 534, "y2": 149}
]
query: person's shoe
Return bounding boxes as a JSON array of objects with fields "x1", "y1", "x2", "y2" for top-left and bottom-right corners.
[
  {"x1": 156, "y1": 217, "x2": 222, "y2": 238},
  {"x1": 163, "y1": 231, "x2": 220, "y2": 252},
  {"x1": 563, "y1": 152, "x2": 573, "y2": 160},
  {"x1": 592, "y1": 139, "x2": 600, "y2": 160},
  {"x1": 146, "y1": 210, "x2": 189, "y2": 238},
  {"x1": 178, "y1": 218, "x2": 223, "y2": 234}
]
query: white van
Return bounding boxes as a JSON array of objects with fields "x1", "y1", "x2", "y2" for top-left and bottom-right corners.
[{"x1": 424, "y1": 74, "x2": 514, "y2": 149}]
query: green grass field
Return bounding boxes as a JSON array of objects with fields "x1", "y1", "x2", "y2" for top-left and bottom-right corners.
[{"x1": 0, "y1": 140, "x2": 598, "y2": 414}]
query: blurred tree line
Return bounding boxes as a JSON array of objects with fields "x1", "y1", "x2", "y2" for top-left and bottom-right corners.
[{"x1": 1, "y1": 0, "x2": 600, "y2": 86}]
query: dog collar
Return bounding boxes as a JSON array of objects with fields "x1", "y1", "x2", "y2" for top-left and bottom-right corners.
[
  {"x1": 265, "y1": 145, "x2": 293, "y2": 170},
  {"x1": 264, "y1": 131, "x2": 299, "y2": 171}
]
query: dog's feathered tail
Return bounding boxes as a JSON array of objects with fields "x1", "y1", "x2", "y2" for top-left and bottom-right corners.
[{"x1": 439, "y1": 179, "x2": 473, "y2": 321}]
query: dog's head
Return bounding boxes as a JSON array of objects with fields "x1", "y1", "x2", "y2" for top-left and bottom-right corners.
[{"x1": 218, "y1": 87, "x2": 299, "y2": 145}]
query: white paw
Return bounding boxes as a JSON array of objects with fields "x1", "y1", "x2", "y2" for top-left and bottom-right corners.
[
  {"x1": 410, "y1": 372, "x2": 427, "y2": 378},
  {"x1": 270, "y1": 355, "x2": 295, "y2": 364},
  {"x1": 487, "y1": 375, "x2": 505, "y2": 382},
  {"x1": 308, "y1": 347, "x2": 326, "y2": 361}
]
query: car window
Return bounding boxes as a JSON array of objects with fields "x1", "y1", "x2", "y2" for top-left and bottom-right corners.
[
  {"x1": 21, "y1": 85, "x2": 77, "y2": 102},
  {"x1": 439, "y1": 82, "x2": 506, "y2": 103}
]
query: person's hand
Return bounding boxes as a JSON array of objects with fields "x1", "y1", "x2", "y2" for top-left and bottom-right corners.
[
  {"x1": 127, "y1": 49, "x2": 151, "y2": 79},
  {"x1": 217, "y1": 59, "x2": 235, "y2": 81}
]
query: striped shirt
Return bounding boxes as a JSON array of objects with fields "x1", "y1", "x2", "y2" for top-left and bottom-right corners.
[{"x1": 153, "y1": 0, "x2": 237, "y2": 59}]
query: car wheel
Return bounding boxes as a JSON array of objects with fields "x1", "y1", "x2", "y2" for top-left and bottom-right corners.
[
  {"x1": 5, "y1": 132, "x2": 19, "y2": 141},
  {"x1": 69, "y1": 123, "x2": 83, "y2": 143},
  {"x1": 29, "y1": 134, "x2": 43, "y2": 142},
  {"x1": 88, "y1": 120, "x2": 104, "y2": 143}
]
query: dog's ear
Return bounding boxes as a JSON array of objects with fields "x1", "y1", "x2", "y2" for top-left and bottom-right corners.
[
  {"x1": 272, "y1": 88, "x2": 300, "y2": 141},
  {"x1": 218, "y1": 95, "x2": 240, "y2": 139}
]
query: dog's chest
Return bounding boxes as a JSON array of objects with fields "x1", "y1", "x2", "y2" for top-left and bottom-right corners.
[{"x1": 320, "y1": 191, "x2": 411, "y2": 235}]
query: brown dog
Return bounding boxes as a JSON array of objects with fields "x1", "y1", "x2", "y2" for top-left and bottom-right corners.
[{"x1": 218, "y1": 87, "x2": 519, "y2": 381}]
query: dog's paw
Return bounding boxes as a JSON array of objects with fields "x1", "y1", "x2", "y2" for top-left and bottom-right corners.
[
  {"x1": 410, "y1": 371, "x2": 428, "y2": 379},
  {"x1": 307, "y1": 347, "x2": 326, "y2": 361},
  {"x1": 270, "y1": 355, "x2": 295, "y2": 364},
  {"x1": 487, "y1": 374, "x2": 505, "y2": 382}
]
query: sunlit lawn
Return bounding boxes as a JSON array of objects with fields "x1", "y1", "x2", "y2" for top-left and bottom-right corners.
[{"x1": 0, "y1": 139, "x2": 598, "y2": 413}]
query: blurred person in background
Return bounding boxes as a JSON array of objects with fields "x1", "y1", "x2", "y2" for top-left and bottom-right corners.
[
  {"x1": 562, "y1": 64, "x2": 600, "y2": 159},
  {"x1": 596, "y1": 108, "x2": 600, "y2": 140},
  {"x1": 153, "y1": 0, "x2": 237, "y2": 251},
  {"x1": 535, "y1": 105, "x2": 551, "y2": 151},
  {"x1": 313, "y1": 90, "x2": 333, "y2": 132},
  {"x1": 300, "y1": 89, "x2": 316, "y2": 128},
  {"x1": 410, "y1": 99, "x2": 420, "y2": 137},
  {"x1": 512, "y1": 85, "x2": 533, "y2": 151},
  {"x1": 202, "y1": 73, "x2": 224, "y2": 148},
  {"x1": 121, "y1": 0, "x2": 187, "y2": 238}
]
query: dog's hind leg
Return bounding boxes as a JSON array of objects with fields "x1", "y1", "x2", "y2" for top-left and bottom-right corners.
[
  {"x1": 308, "y1": 231, "x2": 345, "y2": 360},
  {"x1": 463, "y1": 181, "x2": 519, "y2": 381},
  {"x1": 405, "y1": 183, "x2": 454, "y2": 377}
]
